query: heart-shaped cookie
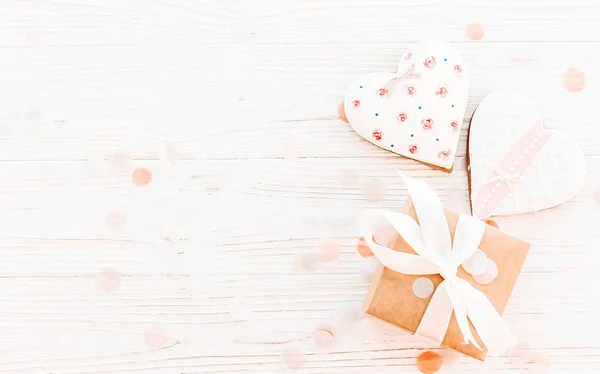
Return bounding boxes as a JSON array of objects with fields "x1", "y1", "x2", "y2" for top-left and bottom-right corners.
[
  {"x1": 343, "y1": 41, "x2": 469, "y2": 172},
  {"x1": 468, "y1": 90, "x2": 586, "y2": 219}
]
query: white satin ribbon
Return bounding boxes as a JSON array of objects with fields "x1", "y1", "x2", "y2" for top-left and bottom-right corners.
[{"x1": 359, "y1": 174, "x2": 517, "y2": 355}]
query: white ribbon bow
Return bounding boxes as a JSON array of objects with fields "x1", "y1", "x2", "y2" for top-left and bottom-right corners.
[{"x1": 359, "y1": 175, "x2": 517, "y2": 355}]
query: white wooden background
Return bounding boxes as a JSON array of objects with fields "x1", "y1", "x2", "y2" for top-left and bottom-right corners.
[{"x1": 1, "y1": 1, "x2": 599, "y2": 373}]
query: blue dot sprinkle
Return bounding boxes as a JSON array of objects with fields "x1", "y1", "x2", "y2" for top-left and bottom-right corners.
[
  {"x1": 444, "y1": 58, "x2": 447, "y2": 61},
  {"x1": 359, "y1": 85, "x2": 363, "y2": 88},
  {"x1": 418, "y1": 106, "x2": 422, "y2": 110},
  {"x1": 436, "y1": 138, "x2": 439, "y2": 142},
  {"x1": 411, "y1": 134, "x2": 414, "y2": 137},
  {"x1": 452, "y1": 104, "x2": 455, "y2": 108},
  {"x1": 391, "y1": 144, "x2": 394, "y2": 148},
  {"x1": 375, "y1": 113, "x2": 379, "y2": 116}
]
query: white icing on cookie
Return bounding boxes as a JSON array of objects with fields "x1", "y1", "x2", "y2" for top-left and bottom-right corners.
[
  {"x1": 344, "y1": 41, "x2": 469, "y2": 170},
  {"x1": 469, "y1": 90, "x2": 586, "y2": 217}
]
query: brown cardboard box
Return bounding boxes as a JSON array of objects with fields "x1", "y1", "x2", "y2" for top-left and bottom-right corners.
[{"x1": 363, "y1": 198, "x2": 530, "y2": 360}]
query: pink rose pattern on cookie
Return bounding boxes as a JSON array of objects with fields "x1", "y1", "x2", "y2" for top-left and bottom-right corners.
[
  {"x1": 421, "y1": 118, "x2": 434, "y2": 130},
  {"x1": 348, "y1": 50, "x2": 464, "y2": 166},
  {"x1": 450, "y1": 121, "x2": 459, "y2": 132},
  {"x1": 424, "y1": 56, "x2": 436, "y2": 68},
  {"x1": 438, "y1": 149, "x2": 451, "y2": 160}
]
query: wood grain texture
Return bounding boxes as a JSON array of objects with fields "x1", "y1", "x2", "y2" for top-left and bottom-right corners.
[{"x1": 0, "y1": 1, "x2": 598, "y2": 373}]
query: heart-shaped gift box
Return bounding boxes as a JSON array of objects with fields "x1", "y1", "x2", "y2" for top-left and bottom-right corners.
[{"x1": 343, "y1": 40, "x2": 469, "y2": 172}]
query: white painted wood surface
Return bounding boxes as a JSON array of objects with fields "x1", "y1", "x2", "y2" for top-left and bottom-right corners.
[{"x1": 1, "y1": 1, "x2": 599, "y2": 373}]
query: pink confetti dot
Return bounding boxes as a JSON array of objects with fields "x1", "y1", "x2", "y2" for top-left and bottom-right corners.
[
  {"x1": 338, "y1": 101, "x2": 348, "y2": 124},
  {"x1": 143, "y1": 325, "x2": 169, "y2": 349},
  {"x1": 283, "y1": 142, "x2": 301, "y2": 160},
  {"x1": 281, "y1": 346, "x2": 305, "y2": 369},
  {"x1": 317, "y1": 238, "x2": 342, "y2": 262},
  {"x1": 462, "y1": 249, "x2": 488, "y2": 276},
  {"x1": 293, "y1": 253, "x2": 320, "y2": 273},
  {"x1": 507, "y1": 341, "x2": 533, "y2": 364},
  {"x1": 412, "y1": 277, "x2": 434, "y2": 299},
  {"x1": 563, "y1": 68, "x2": 586, "y2": 92},
  {"x1": 357, "y1": 237, "x2": 374, "y2": 258},
  {"x1": 466, "y1": 23, "x2": 485, "y2": 41},
  {"x1": 473, "y1": 259, "x2": 499, "y2": 285},
  {"x1": 132, "y1": 167, "x2": 152, "y2": 186},
  {"x1": 313, "y1": 323, "x2": 337, "y2": 351},
  {"x1": 337, "y1": 169, "x2": 359, "y2": 186},
  {"x1": 373, "y1": 224, "x2": 395, "y2": 246},
  {"x1": 159, "y1": 141, "x2": 180, "y2": 165},
  {"x1": 106, "y1": 211, "x2": 126, "y2": 233},
  {"x1": 108, "y1": 152, "x2": 132, "y2": 173},
  {"x1": 96, "y1": 267, "x2": 122, "y2": 293},
  {"x1": 362, "y1": 178, "x2": 386, "y2": 203},
  {"x1": 335, "y1": 302, "x2": 365, "y2": 327}
]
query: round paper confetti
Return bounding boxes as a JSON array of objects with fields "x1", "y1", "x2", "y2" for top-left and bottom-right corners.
[
  {"x1": 293, "y1": 253, "x2": 320, "y2": 273},
  {"x1": 108, "y1": 152, "x2": 132, "y2": 173},
  {"x1": 283, "y1": 141, "x2": 301, "y2": 160},
  {"x1": 337, "y1": 169, "x2": 359, "y2": 186},
  {"x1": 484, "y1": 219, "x2": 499, "y2": 229},
  {"x1": 143, "y1": 325, "x2": 169, "y2": 349},
  {"x1": 281, "y1": 346, "x2": 305, "y2": 369},
  {"x1": 335, "y1": 302, "x2": 365, "y2": 327},
  {"x1": 507, "y1": 341, "x2": 533, "y2": 364},
  {"x1": 158, "y1": 141, "x2": 180, "y2": 165},
  {"x1": 313, "y1": 329, "x2": 335, "y2": 350},
  {"x1": 474, "y1": 259, "x2": 499, "y2": 285},
  {"x1": 338, "y1": 101, "x2": 348, "y2": 124},
  {"x1": 106, "y1": 211, "x2": 126, "y2": 233},
  {"x1": 96, "y1": 267, "x2": 122, "y2": 293},
  {"x1": 362, "y1": 178, "x2": 386, "y2": 203},
  {"x1": 360, "y1": 257, "x2": 379, "y2": 281},
  {"x1": 462, "y1": 249, "x2": 488, "y2": 276},
  {"x1": 373, "y1": 224, "x2": 395, "y2": 246},
  {"x1": 563, "y1": 68, "x2": 586, "y2": 92},
  {"x1": 313, "y1": 323, "x2": 337, "y2": 352},
  {"x1": 317, "y1": 238, "x2": 342, "y2": 262},
  {"x1": 440, "y1": 349, "x2": 461, "y2": 368},
  {"x1": 530, "y1": 351, "x2": 550, "y2": 373},
  {"x1": 133, "y1": 167, "x2": 152, "y2": 186},
  {"x1": 466, "y1": 23, "x2": 485, "y2": 41},
  {"x1": 357, "y1": 237, "x2": 374, "y2": 258},
  {"x1": 412, "y1": 277, "x2": 434, "y2": 299},
  {"x1": 417, "y1": 350, "x2": 443, "y2": 374}
]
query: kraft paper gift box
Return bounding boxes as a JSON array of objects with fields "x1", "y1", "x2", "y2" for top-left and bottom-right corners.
[{"x1": 362, "y1": 181, "x2": 530, "y2": 361}]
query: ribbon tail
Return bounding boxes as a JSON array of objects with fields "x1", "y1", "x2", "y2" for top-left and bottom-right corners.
[
  {"x1": 415, "y1": 282, "x2": 453, "y2": 345},
  {"x1": 447, "y1": 282, "x2": 483, "y2": 350},
  {"x1": 464, "y1": 286, "x2": 518, "y2": 355}
]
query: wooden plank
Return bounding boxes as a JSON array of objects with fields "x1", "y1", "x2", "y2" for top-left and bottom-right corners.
[
  {"x1": 2, "y1": 0, "x2": 600, "y2": 47},
  {"x1": 0, "y1": 42, "x2": 596, "y2": 161}
]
